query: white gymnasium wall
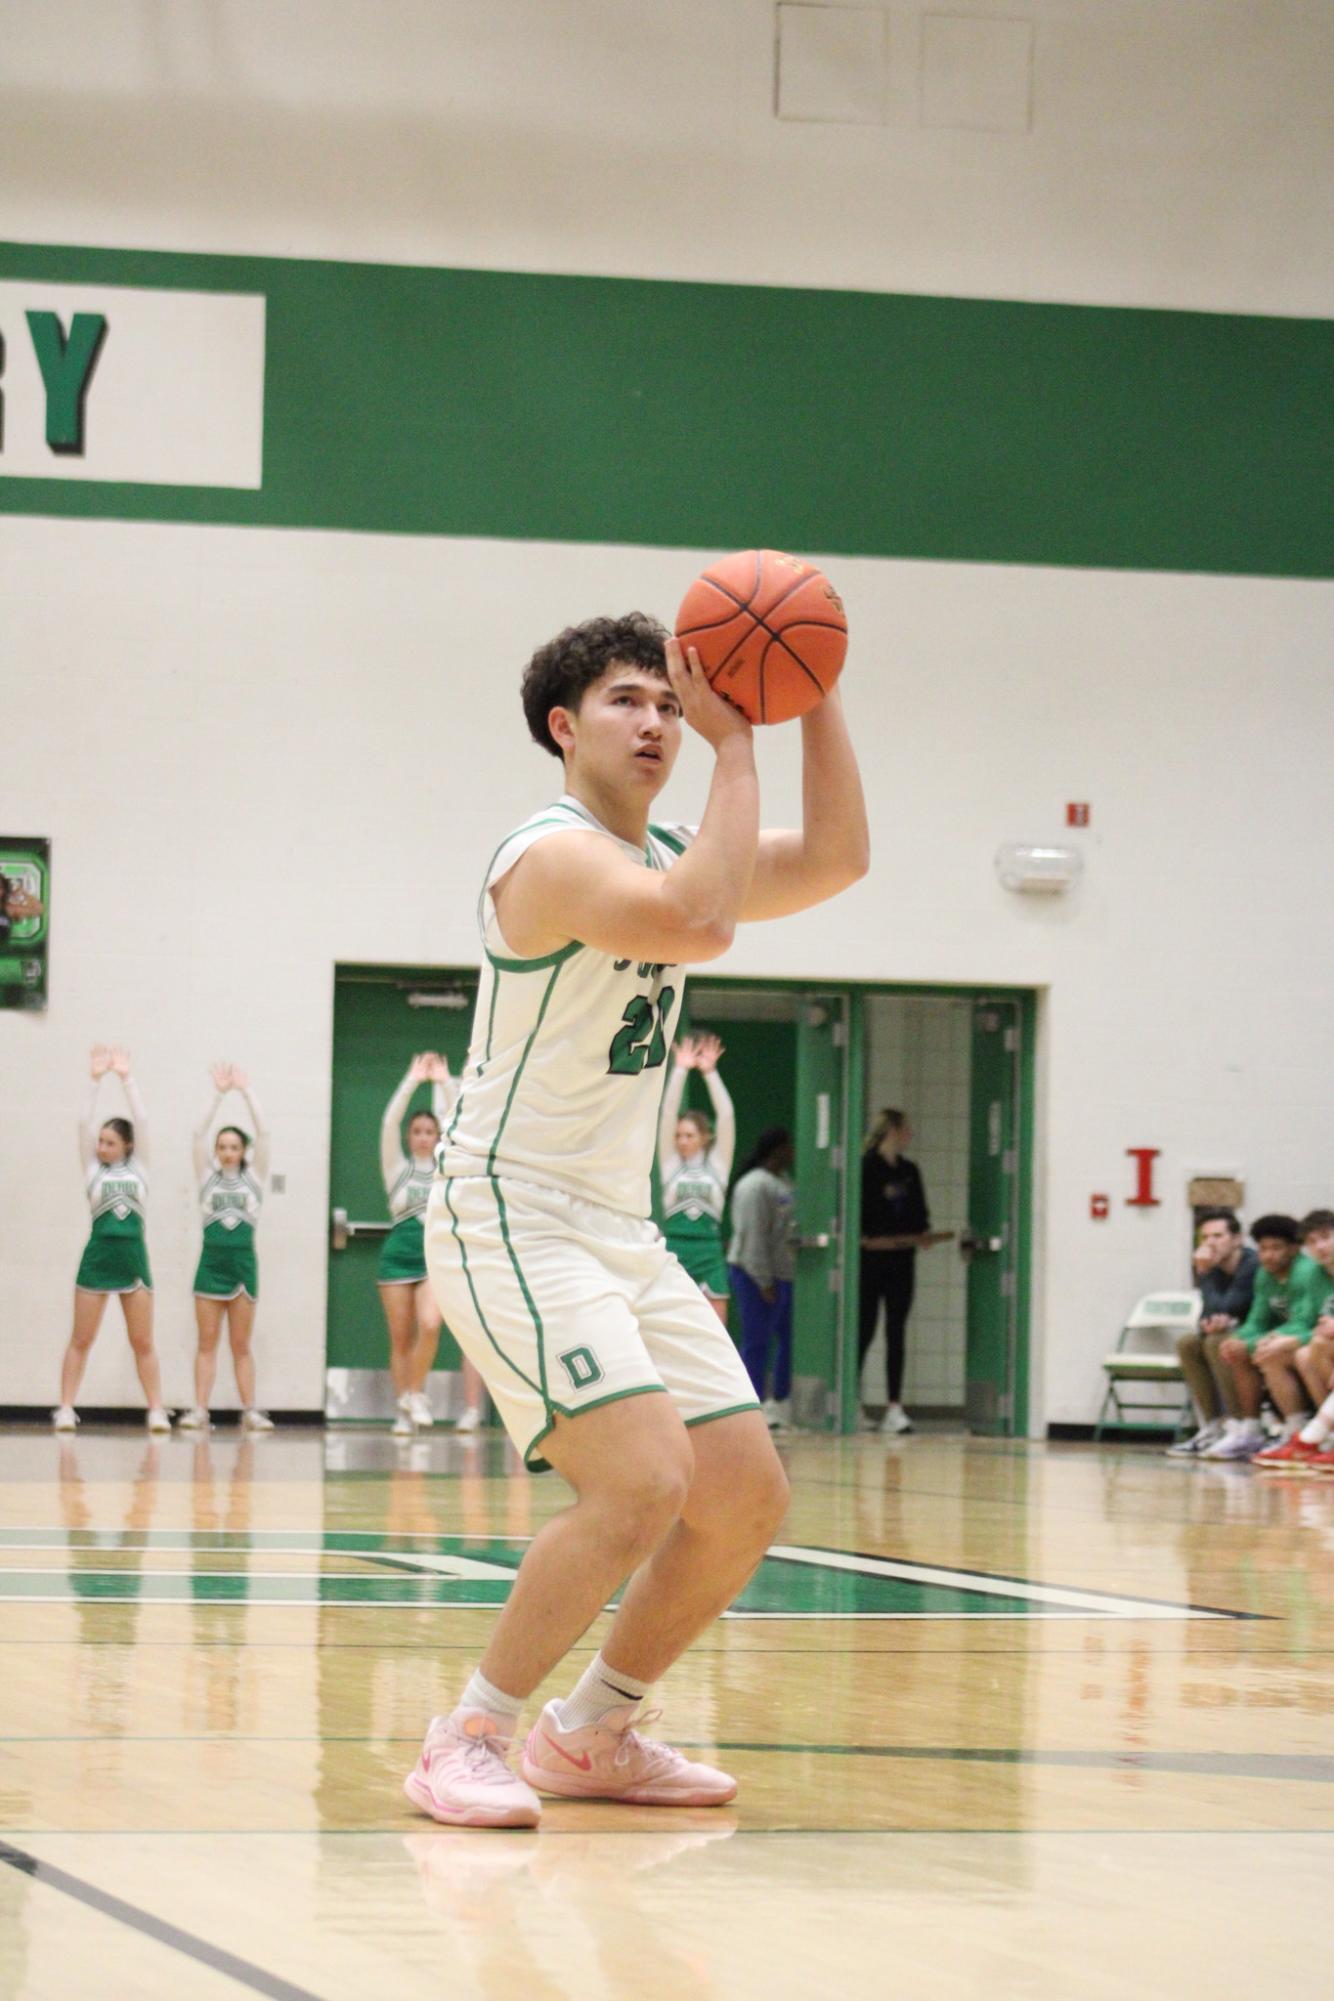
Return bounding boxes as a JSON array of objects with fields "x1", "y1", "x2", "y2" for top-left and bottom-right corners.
[
  {"x1": 4, "y1": 0, "x2": 1330, "y2": 314},
  {"x1": 3, "y1": 519, "x2": 1329, "y2": 1418},
  {"x1": 2, "y1": 2, "x2": 1331, "y2": 1420}
]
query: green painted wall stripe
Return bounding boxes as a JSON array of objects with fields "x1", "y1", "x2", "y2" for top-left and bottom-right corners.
[{"x1": 1, "y1": 240, "x2": 1330, "y2": 577}]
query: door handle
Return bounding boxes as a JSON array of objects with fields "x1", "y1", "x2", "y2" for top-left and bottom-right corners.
[
  {"x1": 959, "y1": 1230, "x2": 1004, "y2": 1256},
  {"x1": 795, "y1": 1232, "x2": 833, "y2": 1250},
  {"x1": 330, "y1": 1211, "x2": 394, "y2": 1250}
]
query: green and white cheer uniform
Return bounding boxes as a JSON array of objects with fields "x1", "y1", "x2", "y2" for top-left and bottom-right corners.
[
  {"x1": 191, "y1": 1085, "x2": 271, "y2": 1301},
  {"x1": 657, "y1": 1060, "x2": 735, "y2": 1299},
  {"x1": 75, "y1": 1077, "x2": 152, "y2": 1294},
  {"x1": 379, "y1": 1071, "x2": 453, "y2": 1285},
  {"x1": 77, "y1": 1159, "x2": 153, "y2": 1293},
  {"x1": 427, "y1": 794, "x2": 758, "y2": 1468},
  {"x1": 193, "y1": 1169, "x2": 263, "y2": 1299}
]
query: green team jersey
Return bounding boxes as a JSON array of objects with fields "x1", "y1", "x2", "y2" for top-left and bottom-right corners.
[
  {"x1": 1237, "y1": 1253, "x2": 1323, "y2": 1350},
  {"x1": 1311, "y1": 1263, "x2": 1334, "y2": 1323}
]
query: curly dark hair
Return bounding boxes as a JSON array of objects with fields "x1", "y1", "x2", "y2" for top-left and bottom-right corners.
[
  {"x1": 1250, "y1": 1213, "x2": 1301, "y2": 1246},
  {"x1": 521, "y1": 613, "x2": 669, "y2": 759}
]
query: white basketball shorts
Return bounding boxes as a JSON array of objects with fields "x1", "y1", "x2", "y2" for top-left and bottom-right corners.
[{"x1": 424, "y1": 1173, "x2": 759, "y2": 1468}]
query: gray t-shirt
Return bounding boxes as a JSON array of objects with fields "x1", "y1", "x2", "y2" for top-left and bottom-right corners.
[
  {"x1": 727, "y1": 1168, "x2": 795, "y2": 1288},
  {"x1": 1198, "y1": 1245, "x2": 1259, "y2": 1323}
]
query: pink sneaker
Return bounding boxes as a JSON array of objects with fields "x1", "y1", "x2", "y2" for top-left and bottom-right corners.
[
  {"x1": 520, "y1": 1700, "x2": 737, "y2": 1806},
  {"x1": 403, "y1": 1711, "x2": 542, "y2": 1828}
]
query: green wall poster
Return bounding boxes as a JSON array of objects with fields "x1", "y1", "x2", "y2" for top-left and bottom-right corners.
[{"x1": 0, "y1": 837, "x2": 50, "y2": 1010}]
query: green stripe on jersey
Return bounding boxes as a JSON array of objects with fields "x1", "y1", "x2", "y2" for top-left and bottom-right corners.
[
  {"x1": 485, "y1": 958, "x2": 567, "y2": 1173},
  {"x1": 442, "y1": 1180, "x2": 544, "y2": 1399}
]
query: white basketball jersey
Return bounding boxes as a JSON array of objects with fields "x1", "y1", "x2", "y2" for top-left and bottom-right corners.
[{"x1": 439, "y1": 796, "x2": 694, "y2": 1218}]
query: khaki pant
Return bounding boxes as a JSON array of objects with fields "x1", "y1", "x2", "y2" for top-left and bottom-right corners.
[{"x1": 1176, "y1": 1328, "x2": 1240, "y2": 1423}]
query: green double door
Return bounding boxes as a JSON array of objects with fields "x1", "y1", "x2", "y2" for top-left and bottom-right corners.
[
  {"x1": 325, "y1": 966, "x2": 476, "y2": 1414},
  {"x1": 692, "y1": 982, "x2": 1031, "y2": 1437}
]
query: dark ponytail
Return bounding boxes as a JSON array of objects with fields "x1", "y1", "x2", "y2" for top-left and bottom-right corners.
[{"x1": 732, "y1": 1124, "x2": 791, "y2": 1189}]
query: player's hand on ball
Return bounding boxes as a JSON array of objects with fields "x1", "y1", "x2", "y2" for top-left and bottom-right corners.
[{"x1": 665, "y1": 638, "x2": 752, "y2": 750}]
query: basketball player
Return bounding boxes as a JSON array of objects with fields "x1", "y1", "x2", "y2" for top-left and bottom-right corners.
[
  {"x1": 180, "y1": 1063, "x2": 273, "y2": 1432},
  {"x1": 405, "y1": 611, "x2": 868, "y2": 1827},
  {"x1": 55, "y1": 1045, "x2": 171, "y2": 1433},
  {"x1": 657, "y1": 1033, "x2": 735, "y2": 1326}
]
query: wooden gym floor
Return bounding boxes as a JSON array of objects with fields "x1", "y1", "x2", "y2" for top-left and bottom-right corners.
[{"x1": 1, "y1": 1424, "x2": 1330, "y2": 1999}]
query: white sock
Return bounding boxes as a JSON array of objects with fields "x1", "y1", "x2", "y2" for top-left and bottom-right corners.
[
  {"x1": 456, "y1": 1668, "x2": 524, "y2": 1736},
  {"x1": 555, "y1": 1652, "x2": 651, "y2": 1732},
  {"x1": 1239, "y1": 1417, "x2": 1264, "y2": 1437},
  {"x1": 1279, "y1": 1414, "x2": 1308, "y2": 1442},
  {"x1": 1299, "y1": 1415, "x2": 1328, "y2": 1446}
]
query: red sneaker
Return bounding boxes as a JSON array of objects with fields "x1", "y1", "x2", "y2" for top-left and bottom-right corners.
[
  {"x1": 1252, "y1": 1433, "x2": 1324, "y2": 1471},
  {"x1": 1309, "y1": 1449, "x2": 1334, "y2": 1474}
]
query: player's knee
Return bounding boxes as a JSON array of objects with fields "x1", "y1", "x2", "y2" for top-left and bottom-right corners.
[
  {"x1": 126, "y1": 1327, "x2": 154, "y2": 1358},
  {"x1": 610, "y1": 1454, "x2": 692, "y2": 1559},
  {"x1": 730, "y1": 1454, "x2": 791, "y2": 1549},
  {"x1": 228, "y1": 1333, "x2": 252, "y2": 1360}
]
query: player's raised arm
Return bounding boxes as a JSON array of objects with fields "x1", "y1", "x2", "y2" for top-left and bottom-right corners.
[
  {"x1": 493, "y1": 641, "x2": 760, "y2": 966},
  {"x1": 740, "y1": 686, "x2": 869, "y2": 921}
]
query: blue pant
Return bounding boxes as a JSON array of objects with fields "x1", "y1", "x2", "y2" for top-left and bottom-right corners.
[{"x1": 729, "y1": 1267, "x2": 793, "y2": 1402}]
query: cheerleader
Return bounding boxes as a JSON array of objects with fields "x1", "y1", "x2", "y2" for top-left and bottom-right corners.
[
  {"x1": 657, "y1": 1032, "x2": 735, "y2": 1327},
  {"x1": 181, "y1": 1064, "x2": 273, "y2": 1432},
  {"x1": 380, "y1": 1054, "x2": 484, "y2": 1436},
  {"x1": 55, "y1": 1045, "x2": 171, "y2": 1432}
]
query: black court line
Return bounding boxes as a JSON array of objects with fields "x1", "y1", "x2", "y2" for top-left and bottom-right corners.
[
  {"x1": 706, "y1": 1745, "x2": 1334, "y2": 1783},
  {"x1": 0, "y1": 1840, "x2": 325, "y2": 2001},
  {"x1": 784, "y1": 1542, "x2": 1264, "y2": 1622}
]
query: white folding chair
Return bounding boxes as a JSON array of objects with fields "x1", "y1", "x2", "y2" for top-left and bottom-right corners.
[{"x1": 1096, "y1": 1289, "x2": 1202, "y2": 1441}]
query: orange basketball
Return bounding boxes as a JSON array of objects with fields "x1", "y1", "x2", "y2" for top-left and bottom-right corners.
[{"x1": 674, "y1": 549, "x2": 848, "y2": 725}]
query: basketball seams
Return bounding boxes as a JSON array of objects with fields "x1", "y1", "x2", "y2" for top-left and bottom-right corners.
[
  {"x1": 760, "y1": 629, "x2": 827, "y2": 696},
  {"x1": 675, "y1": 549, "x2": 846, "y2": 722},
  {"x1": 681, "y1": 568, "x2": 841, "y2": 670}
]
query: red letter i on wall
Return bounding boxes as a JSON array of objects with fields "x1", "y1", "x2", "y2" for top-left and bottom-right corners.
[{"x1": 1125, "y1": 1148, "x2": 1161, "y2": 1207}]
